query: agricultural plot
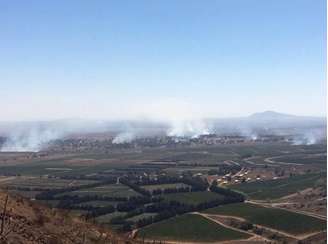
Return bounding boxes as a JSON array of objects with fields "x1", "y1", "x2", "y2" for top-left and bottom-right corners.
[
  {"x1": 229, "y1": 143, "x2": 294, "y2": 158},
  {"x1": 273, "y1": 154, "x2": 326, "y2": 165},
  {"x1": 73, "y1": 200, "x2": 124, "y2": 208},
  {"x1": 126, "y1": 213, "x2": 157, "y2": 223},
  {"x1": 95, "y1": 211, "x2": 127, "y2": 224},
  {"x1": 164, "y1": 166, "x2": 218, "y2": 175},
  {"x1": 204, "y1": 203, "x2": 326, "y2": 235},
  {"x1": 229, "y1": 173, "x2": 324, "y2": 200},
  {"x1": 58, "y1": 183, "x2": 140, "y2": 198},
  {"x1": 141, "y1": 183, "x2": 190, "y2": 192},
  {"x1": 160, "y1": 151, "x2": 239, "y2": 164},
  {"x1": 0, "y1": 154, "x2": 133, "y2": 176},
  {"x1": 162, "y1": 191, "x2": 225, "y2": 206},
  {"x1": 1, "y1": 177, "x2": 98, "y2": 190},
  {"x1": 137, "y1": 214, "x2": 250, "y2": 242}
]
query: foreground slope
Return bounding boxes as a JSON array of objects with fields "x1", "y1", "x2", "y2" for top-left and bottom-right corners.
[{"x1": 0, "y1": 191, "x2": 126, "y2": 244}]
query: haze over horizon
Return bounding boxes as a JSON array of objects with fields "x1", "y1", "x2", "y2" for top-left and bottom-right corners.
[{"x1": 1, "y1": 0, "x2": 326, "y2": 121}]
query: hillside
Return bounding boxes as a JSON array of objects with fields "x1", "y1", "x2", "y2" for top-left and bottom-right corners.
[{"x1": 0, "y1": 191, "x2": 127, "y2": 244}]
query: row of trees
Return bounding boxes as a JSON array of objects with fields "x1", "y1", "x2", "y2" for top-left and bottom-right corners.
[
  {"x1": 119, "y1": 178, "x2": 151, "y2": 196},
  {"x1": 208, "y1": 164, "x2": 241, "y2": 176},
  {"x1": 209, "y1": 182, "x2": 245, "y2": 202},
  {"x1": 152, "y1": 187, "x2": 190, "y2": 195},
  {"x1": 35, "y1": 178, "x2": 117, "y2": 200},
  {"x1": 111, "y1": 184, "x2": 246, "y2": 231},
  {"x1": 121, "y1": 175, "x2": 209, "y2": 197},
  {"x1": 135, "y1": 175, "x2": 180, "y2": 186},
  {"x1": 180, "y1": 176, "x2": 209, "y2": 191}
]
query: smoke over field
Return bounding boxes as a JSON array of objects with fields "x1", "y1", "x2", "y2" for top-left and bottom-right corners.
[
  {"x1": 1, "y1": 126, "x2": 62, "y2": 152},
  {"x1": 0, "y1": 111, "x2": 325, "y2": 152},
  {"x1": 167, "y1": 119, "x2": 211, "y2": 138}
]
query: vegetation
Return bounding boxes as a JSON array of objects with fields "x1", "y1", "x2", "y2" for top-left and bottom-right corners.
[
  {"x1": 229, "y1": 173, "x2": 325, "y2": 199},
  {"x1": 274, "y1": 154, "x2": 326, "y2": 165},
  {"x1": 162, "y1": 191, "x2": 225, "y2": 206},
  {"x1": 56, "y1": 183, "x2": 141, "y2": 199},
  {"x1": 137, "y1": 214, "x2": 250, "y2": 242},
  {"x1": 204, "y1": 203, "x2": 326, "y2": 235},
  {"x1": 141, "y1": 183, "x2": 190, "y2": 192}
]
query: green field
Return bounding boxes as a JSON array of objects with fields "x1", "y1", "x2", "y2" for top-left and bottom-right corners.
[
  {"x1": 273, "y1": 154, "x2": 327, "y2": 165},
  {"x1": 1, "y1": 177, "x2": 98, "y2": 190},
  {"x1": 161, "y1": 151, "x2": 239, "y2": 164},
  {"x1": 73, "y1": 200, "x2": 124, "y2": 208},
  {"x1": 164, "y1": 166, "x2": 218, "y2": 175},
  {"x1": 95, "y1": 211, "x2": 127, "y2": 224},
  {"x1": 163, "y1": 191, "x2": 225, "y2": 205},
  {"x1": 126, "y1": 213, "x2": 158, "y2": 223},
  {"x1": 137, "y1": 214, "x2": 250, "y2": 242},
  {"x1": 229, "y1": 173, "x2": 324, "y2": 200},
  {"x1": 58, "y1": 183, "x2": 140, "y2": 198},
  {"x1": 141, "y1": 183, "x2": 190, "y2": 191},
  {"x1": 204, "y1": 203, "x2": 326, "y2": 235}
]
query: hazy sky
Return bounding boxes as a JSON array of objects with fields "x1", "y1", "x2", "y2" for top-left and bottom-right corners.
[{"x1": 0, "y1": 0, "x2": 326, "y2": 121}]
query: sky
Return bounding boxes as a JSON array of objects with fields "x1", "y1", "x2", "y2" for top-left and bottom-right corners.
[{"x1": 0, "y1": 0, "x2": 326, "y2": 121}]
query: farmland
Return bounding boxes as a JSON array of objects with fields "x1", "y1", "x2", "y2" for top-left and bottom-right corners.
[
  {"x1": 126, "y1": 213, "x2": 158, "y2": 222},
  {"x1": 137, "y1": 214, "x2": 251, "y2": 242},
  {"x1": 1, "y1": 177, "x2": 98, "y2": 190},
  {"x1": 272, "y1": 154, "x2": 326, "y2": 165},
  {"x1": 162, "y1": 191, "x2": 225, "y2": 206},
  {"x1": 57, "y1": 183, "x2": 141, "y2": 198},
  {"x1": 73, "y1": 200, "x2": 124, "y2": 208},
  {"x1": 95, "y1": 212, "x2": 127, "y2": 224},
  {"x1": 0, "y1": 138, "x2": 326, "y2": 243},
  {"x1": 204, "y1": 202, "x2": 326, "y2": 235},
  {"x1": 141, "y1": 183, "x2": 190, "y2": 192},
  {"x1": 229, "y1": 173, "x2": 325, "y2": 200}
]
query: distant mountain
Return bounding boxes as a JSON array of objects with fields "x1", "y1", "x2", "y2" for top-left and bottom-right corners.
[
  {"x1": 248, "y1": 111, "x2": 324, "y2": 121},
  {"x1": 209, "y1": 111, "x2": 326, "y2": 133}
]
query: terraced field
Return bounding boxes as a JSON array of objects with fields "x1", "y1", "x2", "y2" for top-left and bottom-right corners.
[
  {"x1": 229, "y1": 173, "x2": 324, "y2": 200},
  {"x1": 137, "y1": 214, "x2": 251, "y2": 242},
  {"x1": 162, "y1": 191, "x2": 225, "y2": 206},
  {"x1": 204, "y1": 203, "x2": 326, "y2": 235}
]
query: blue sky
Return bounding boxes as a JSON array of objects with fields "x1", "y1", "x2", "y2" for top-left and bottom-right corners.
[{"x1": 0, "y1": 0, "x2": 326, "y2": 120}]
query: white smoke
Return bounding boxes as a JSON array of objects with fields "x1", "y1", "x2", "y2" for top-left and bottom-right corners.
[
  {"x1": 167, "y1": 119, "x2": 210, "y2": 138},
  {"x1": 1, "y1": 126, "x2": 63, "y2": 152},
  {"x1": 138, "y1": 98, "x2": 211, "y2": 138},
  {"x1": 237, "y1": 126, "x2": 258, "y2": 140},
  {"x1": 112, "y1": 132, "x2": 135, "y2": 144},
  {"x1": 0, "y1": 119, "x2": 110, "y2": 152},
  {"x1": 291, "y1": 129, "x2": 325, "y2": 145}
]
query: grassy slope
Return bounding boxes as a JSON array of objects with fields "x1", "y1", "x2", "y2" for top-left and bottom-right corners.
[
  {"x1": 137, "y1": 214, "x2": 250, "y2": 242},
  {"x1": 204, "y1": 203, "x2": 326, "y2": 235}
]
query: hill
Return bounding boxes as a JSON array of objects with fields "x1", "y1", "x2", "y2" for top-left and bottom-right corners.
[{"x1": 0, "y1": 191, "x2": 128, "y2": 244}]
